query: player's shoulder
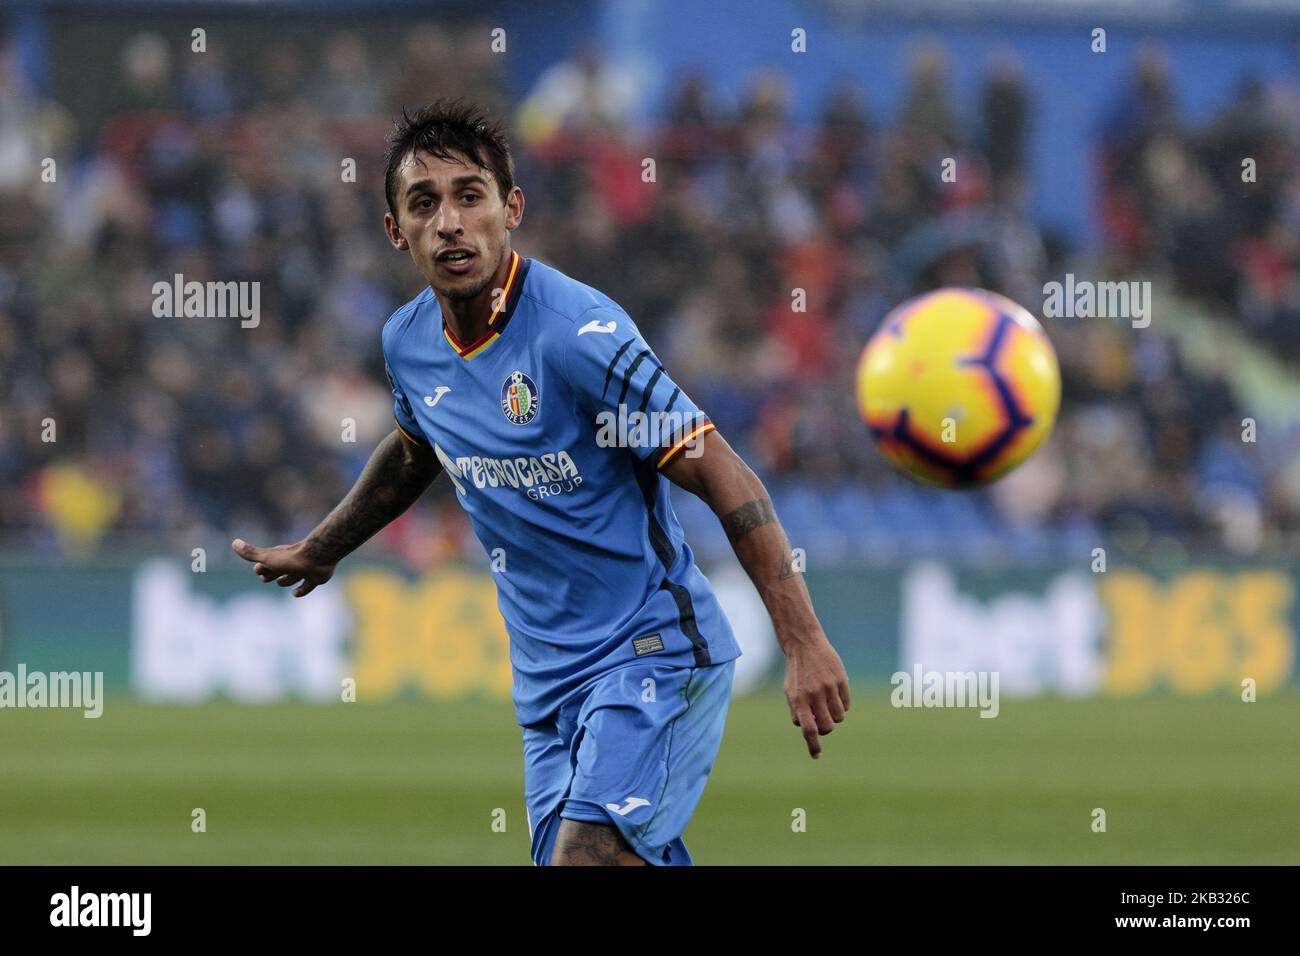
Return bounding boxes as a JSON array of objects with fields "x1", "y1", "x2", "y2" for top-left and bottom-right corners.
[
  {"x1": 381, "y1": 285, "x2": 437, "y2": 358},
  {"x1": 521, "y1": 257, "x2": 633, "y2": 337},
  {"x1": 520, "y1": 259, "x2": 644, "y2": 382}
]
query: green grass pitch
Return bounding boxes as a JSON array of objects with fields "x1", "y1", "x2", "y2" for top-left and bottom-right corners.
[{"x1": 2, "y1": 689, "x2": 1297, "y2": 864}]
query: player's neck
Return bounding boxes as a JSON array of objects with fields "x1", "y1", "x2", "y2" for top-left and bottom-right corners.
[{"x1": 436, "y1": 247, "x2": 516, "y2": 345}]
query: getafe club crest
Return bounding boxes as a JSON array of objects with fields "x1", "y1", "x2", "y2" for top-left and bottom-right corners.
[{"x1": 501, "y1": 370, "x2": 539, "y2": 425}]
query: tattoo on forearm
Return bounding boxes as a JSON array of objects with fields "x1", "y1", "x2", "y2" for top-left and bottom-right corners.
[
  {"x1": 777, "y1": 551, "x2": 796, "y2": 580},
  {"x1": 721, "y1": 498, "x2": 778, "y2": 544},
  {"x1": 303, "y1": 431, "x2": 437, "y2": 564}
]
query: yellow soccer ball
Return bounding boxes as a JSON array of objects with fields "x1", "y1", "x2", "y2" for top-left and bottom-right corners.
[{"x1": 856, "y1": 288, "x2": 1061, "y2": 488}]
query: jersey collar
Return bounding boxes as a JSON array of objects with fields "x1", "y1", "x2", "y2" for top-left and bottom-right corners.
[{"x1": 441, "y1": 250, "x2": 531, "y2": 360}]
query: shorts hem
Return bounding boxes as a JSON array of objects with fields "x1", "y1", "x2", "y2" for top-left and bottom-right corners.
[{"x1": 558, "y1": 807, "x2": 615, "y2": 825}]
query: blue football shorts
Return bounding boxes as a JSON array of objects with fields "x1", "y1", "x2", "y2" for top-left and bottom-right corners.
[{"x1": 522, "y1": 658, "x2": 736, "y2": 866}]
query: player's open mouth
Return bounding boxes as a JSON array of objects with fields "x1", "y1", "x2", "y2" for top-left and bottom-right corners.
[{"x1": 437, "y1": 249, "x2": 476, "y2": 275}]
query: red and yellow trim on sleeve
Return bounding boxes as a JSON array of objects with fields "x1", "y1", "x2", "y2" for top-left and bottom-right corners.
[
  {"x1": 656, "y1": 420, "x2": 716, "y2": 469},
  {"x1": 394, "y1": 418, "x2": 429, "y2": 447},
  {"x1": 442, "y1": 250, "x2": 523, "y2": 359}
]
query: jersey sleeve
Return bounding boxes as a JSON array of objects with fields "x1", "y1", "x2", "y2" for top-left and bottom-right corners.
[
  {"x1": 561, "y1": 306, "x2": 715, "y2": 468},
  {"x1": 385, "y1": 361, "x2": 430, "y2": 447}
]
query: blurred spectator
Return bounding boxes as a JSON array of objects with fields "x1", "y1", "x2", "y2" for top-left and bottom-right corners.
[
  {"x1": 315, "y1": 32, "x2": 382, "y2": 117},
  {"x1": 981, "y1": 51, "x2": 1029, "y2": 188},
  {"x1": 516, "y1": 42, "x2": 638, "y2": 145},
  {"x1": 107, "y1": 33, "x2": 179, "y2": 115},
  {"x1": 900, "y1": 45, "x2": 956, "y2": 150}
]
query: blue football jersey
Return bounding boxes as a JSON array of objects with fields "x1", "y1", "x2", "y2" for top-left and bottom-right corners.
[{"x1": 381, "y1": 251, "x2": 742, "y2": 725}]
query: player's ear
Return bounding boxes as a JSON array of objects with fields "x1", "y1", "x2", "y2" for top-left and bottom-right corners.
[
  {"x1": 384, "y1": 212, "x2": 409, "y2": 251},
  {"x1": 505, "y1": 186, "x2": 524, "y2": 230}
]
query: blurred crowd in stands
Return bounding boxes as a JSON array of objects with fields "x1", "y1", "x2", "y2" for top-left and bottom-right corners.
[{"x1": 1, "y1": 22, "x2": 1298, "y2": 565}]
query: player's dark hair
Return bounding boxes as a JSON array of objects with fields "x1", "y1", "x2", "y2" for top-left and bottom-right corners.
[{"x1": 383, "y1": 99, "x2": 515, "y2": 220}]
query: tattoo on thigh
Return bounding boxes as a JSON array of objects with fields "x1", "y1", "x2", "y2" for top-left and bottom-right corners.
[
  {"x1": 552, "y1": 821, "x2": 646, "y2": 866},
  {"x1": 721, "y1": 498, "x2": 778, "y2": 544}
]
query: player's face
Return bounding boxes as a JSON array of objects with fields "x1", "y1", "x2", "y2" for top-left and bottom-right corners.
[{"x1": 385, "y1": 149, "x2": 523, "y2": 301}]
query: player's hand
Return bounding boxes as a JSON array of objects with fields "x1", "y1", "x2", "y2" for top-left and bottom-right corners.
[
  {"x1": 783, "y1": 632, "x2": 850, "y2": 760},
  {"x1": 231, "y1": 538, "x2": 336, "y2": 598}
]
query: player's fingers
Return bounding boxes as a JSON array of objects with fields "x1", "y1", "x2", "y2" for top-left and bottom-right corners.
[
  {"x1": 254, "y1": 563, "x2": 276, "y2": 582},
  {"x1": 796, "y1": 704, "x2": 821, "y2": 759},
  {"x1": 825, "y1": 686, "x2": 847, "y2": 724},
  {"x1": 293, "y1": 580, "x2": 317, "y2": 598},
  {"x1": 839, "y1": 679, "x2": 851, "y2": 713},
  {"x1": 275, "y1": 574, "x2": 303, "y2": 588},
  {"x1": 231, "y1": 538, "x2": 264, "y2": 563},
  {"x1": 801, "y1": 725, "x2": 822, "y2": 759},
  {"x1": 810, "y1": 693, "x2": 836, "y2": 735}
]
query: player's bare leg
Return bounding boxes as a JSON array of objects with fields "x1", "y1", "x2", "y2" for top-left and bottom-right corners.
[{"x1": 549, "y1": 820, "x2": 648, "y2": 866}]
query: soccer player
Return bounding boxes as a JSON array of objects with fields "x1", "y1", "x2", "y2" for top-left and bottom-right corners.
[{"x1": 232, "y1": 99, "x2": 850, "y2": 866}]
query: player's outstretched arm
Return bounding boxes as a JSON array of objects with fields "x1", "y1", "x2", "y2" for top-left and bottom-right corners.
[
  {"x1": 231, "y1": 428, "x2": 442, "y2": 597},
  {"x1": 661, "y1": 429, "x2": 850, "y2": 759}
]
